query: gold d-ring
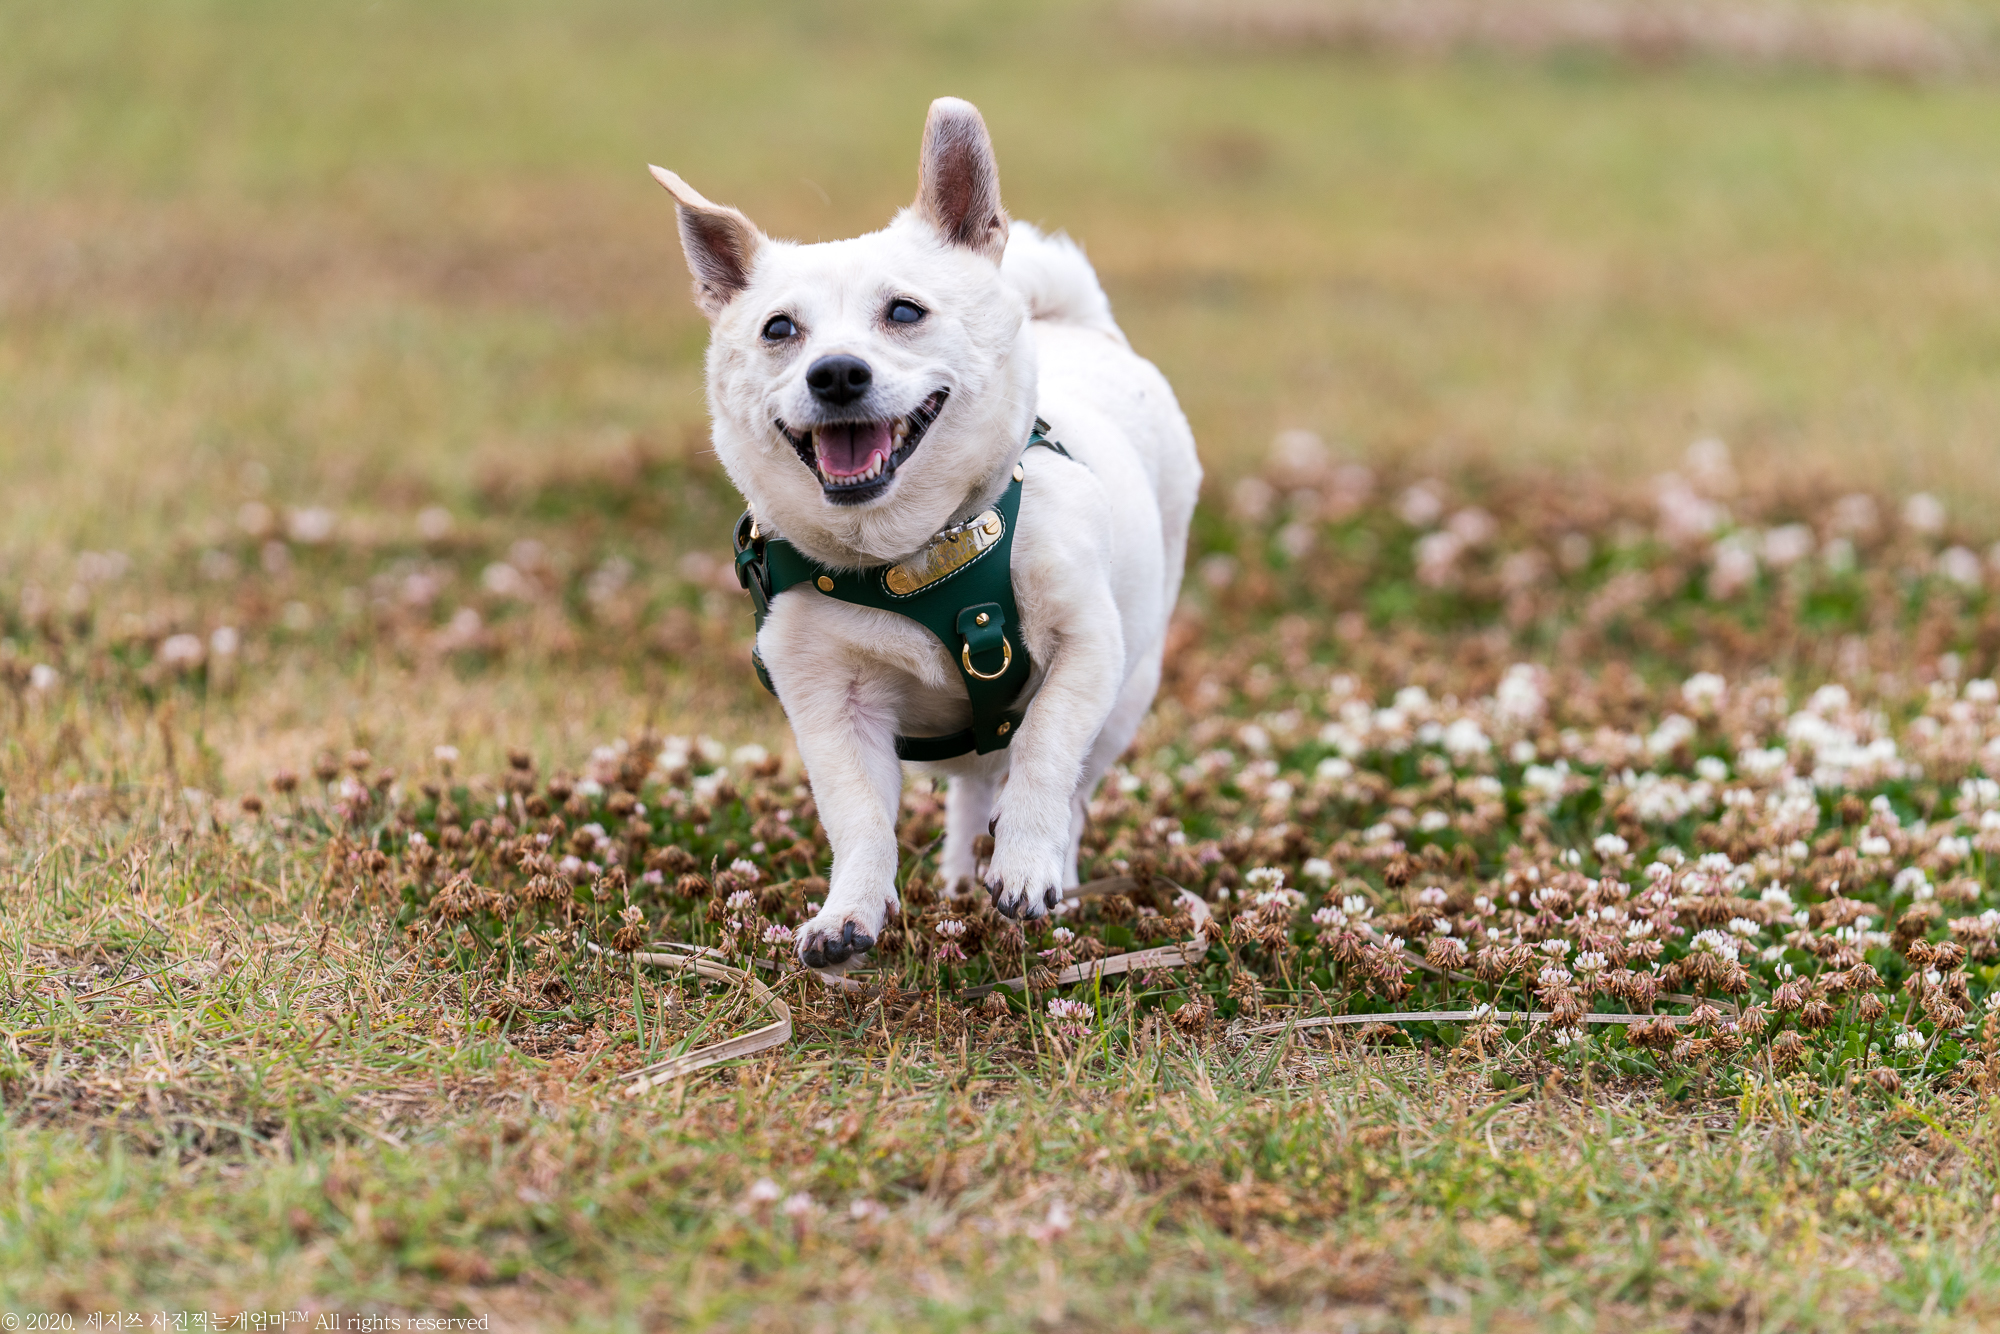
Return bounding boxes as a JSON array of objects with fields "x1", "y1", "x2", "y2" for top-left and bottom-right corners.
[{"x1": 962, "y1": 637, "x2": 1012, "y2": 681}]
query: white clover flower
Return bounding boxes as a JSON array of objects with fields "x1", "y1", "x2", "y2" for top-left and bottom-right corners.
[
  {"x1": 1760, "y1": 885, "x2": 1795, "y2": 911},
  {"x1": 1416, "y1": 886, "x2": 1448, "y2": 907},
  {"x1": 746, "y1": 1178, "x2": 782, "y2": 1205},
  {"x1": 1690, "y1": 929, "x2": 1740, "y2": 962},
  {"x1": 1473, "y1": 895, "x2": 1495, "y2": 916},
  {"x1": 1382, "y1": 936, "x2": 1407, "y2": 953},
  {"x1": 725, "y1": 889, "x2": 757, "y2": 913},
  {"x1": 1301, "y1": 858, "x2": 1334, "y2": 883},
  {"x1": 1893, "y1": 1029, "x2": 1927, "y2": 1052},
  {"x1": 1342, "y1": 895, "x2": 1373, "y2": 919},
  {"x1": 1551, "y1": 1028, "x2": 1581, "y2": 1048},
  {"x1": 1538, "y1": 964, "x2": 1572, "y2": 988},
  {"x1": 1244, "y1": 866, "x2": 1286, "y2": 891},
  {"x1": 1593, "y1": 833, "x2": 1629, "y2": 859},
  {"x1": 1940, "y1": 546, "x2": 1984, "y2": 589},
  {"x1": 1760, "y1": 944, "x2": 1786, "y2": 963},
  {"x1": 781, "y1": 1193, "x2": 816, "y2": 1219},
  {"x1": 935, "y1": 919, "x2": 967, "y2": 940},
  {"x1": 729, "y1": 858, "x2": 762, "y2": 882},
  {"x1": 1986, "y1": 993, "x2": 2000, "y2": 1013},
  {"x1": 1540, "y1": 938, "x2": 1571, "y2": 958},
  {"x1": 1683, "y1": 672, "x2": 1727, "y2": 710},
  {"x1": 159, "y1": 633, "x2": 206, "y2": 670},
  {"x1": 1905, "y1": 492, "x2": 1946, "y2": 534},
  {"x1": 762, "y1": 924, "x2": 794, "y2": 945},
  {"x1": 1858, "y1": 835, "x2": 1892, "y2": 857},
  {"x1": 1727, "y1": 917, "x2": 1760, "y2": 938},
  {"x1": 1432, "y1": 918, "x2": 1452, "y2": 936},
  {"x1": 1575, "y1": 951, "x2": 1607, "y2": 973},
  {"x1": 1051, "y1": 926, "x2": 1075, "y2": 946},
  {"x1": 1468, "y1": 1002, "x2": 1495, "y2": 1020},
  {"x1": 1442, "y1": 718, "x2": 1492, "y2": 759},
  {"x1": 1046, "y1": 998, "x2": 1093, "y2": 1030},
  {"x1": 1311, "y1": 905, "x2": 1347, "y2": 929}
]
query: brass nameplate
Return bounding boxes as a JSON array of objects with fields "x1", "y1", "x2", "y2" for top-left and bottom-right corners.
[{"x1": 884, "y1": 509, "x2": 1003, "y2": 596}]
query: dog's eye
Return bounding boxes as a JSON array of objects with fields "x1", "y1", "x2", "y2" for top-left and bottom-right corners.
[
  {"x1": 887, "y1": 300, "x2": 925, "y2": 325},
  {"x1": 762, "y1": 315, "x2": 797, "y2": 341}
]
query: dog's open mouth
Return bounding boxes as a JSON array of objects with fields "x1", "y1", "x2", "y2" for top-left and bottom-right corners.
[{"x1": 779, "y1": 389, "x2": 948, "y2": 506}]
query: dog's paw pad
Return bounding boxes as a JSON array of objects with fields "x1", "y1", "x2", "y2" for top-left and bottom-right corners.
[
  {"x1": 984, "y1": 864, "x2": 1065, "y2": 922},
  {"x1": 796, "y1": 913, "x2": 879, "y2": 971}
]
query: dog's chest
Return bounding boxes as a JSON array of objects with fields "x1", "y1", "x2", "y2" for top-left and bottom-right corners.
[{"x1": 762, "y1": 592, "x2": 996, "y2": 735}]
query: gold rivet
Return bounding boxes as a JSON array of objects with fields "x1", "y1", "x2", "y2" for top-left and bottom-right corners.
[
  {"x1": 983, "y1": 518, "x2": 1001, "y2": 536},
  {"x1": 816, "y1": 575, "x2": 834, "y2": 592},
  {"x1": 749, "y1": 521, "x2": 761, "y2": 540},
  {"x1": 975, "y1": 612, "x2": 989, "y2": 626},
  {"x1": 997, "y1": 721, "x2": 1011, "y2": 735},
  {"x1": 1012, "y1": 464, "x2": 1025, "y2": 482}
]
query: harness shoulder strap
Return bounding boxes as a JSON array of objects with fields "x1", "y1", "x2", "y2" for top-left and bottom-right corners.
[{"x1": 732, "y1": 418, "x2": 1077, "y2": 760}]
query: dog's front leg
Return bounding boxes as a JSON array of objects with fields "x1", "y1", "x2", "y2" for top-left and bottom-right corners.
[
  {"x1": 767, "y1": 640, "x2": 908, "y2": 972},
  {"x1": 938, "y1": 755, "x2": 1007, "y2": 896},
  {"x1": 986, "y1": 591, "x2": 1125, "y2": 920}
]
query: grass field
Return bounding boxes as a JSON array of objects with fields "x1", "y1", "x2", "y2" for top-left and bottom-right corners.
[{"x1": 9, "y1": 1, "x2": 2000, "y2": 1329}]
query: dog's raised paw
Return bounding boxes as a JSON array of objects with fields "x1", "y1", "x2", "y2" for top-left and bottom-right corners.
[
  {"x1": 984, "y1": 846, "x2": 1066, "y2": 921},
  {"x1": 796, "y1": 912, "x2": 879, "y2": 971}
]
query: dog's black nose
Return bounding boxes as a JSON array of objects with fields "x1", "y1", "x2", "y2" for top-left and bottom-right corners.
[{"x1": 805, "y1": 354, "x2": 872, "y2": 406}]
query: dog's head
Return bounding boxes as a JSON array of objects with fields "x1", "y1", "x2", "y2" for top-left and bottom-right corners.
[{"x1": 653, "y1": 98, "x2": 1036, "y2": 565}]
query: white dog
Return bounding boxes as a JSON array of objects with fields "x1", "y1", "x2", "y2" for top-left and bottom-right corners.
[{"x1": 652, "y1": 97, "x2": 1199, "y2": 970}]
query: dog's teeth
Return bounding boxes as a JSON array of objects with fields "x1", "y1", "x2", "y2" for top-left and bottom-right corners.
[{"x1": 893, "y1": 420, "x2": 909, "y2": 442}]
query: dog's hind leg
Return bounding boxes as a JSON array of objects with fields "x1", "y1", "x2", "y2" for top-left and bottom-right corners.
[
  {"x1": 1063, "y1": 648, "x2": 1162, "y2": 886},
  {"x1": 938, "y1": 752, "x2": 1008, "y2": 899}
]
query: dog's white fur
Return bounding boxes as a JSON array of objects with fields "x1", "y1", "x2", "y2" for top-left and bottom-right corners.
[{"x1": 653, "y1": 98, "x2": 1199, "y2": 969}]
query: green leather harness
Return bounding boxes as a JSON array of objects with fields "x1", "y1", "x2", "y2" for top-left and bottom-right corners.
[{"x1": 733, "y1": 419, "x2": 1069, "y2": 762}]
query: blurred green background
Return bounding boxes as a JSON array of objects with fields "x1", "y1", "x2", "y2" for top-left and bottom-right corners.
[{"x1": 6, "y1": 0, "x2": 2000, "y2": 560}]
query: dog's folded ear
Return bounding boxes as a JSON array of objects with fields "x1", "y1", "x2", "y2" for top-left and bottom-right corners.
[
  {"x1": 649, "y1": 165, "x2": 766, "y2": 318},
  {"x1": 915, "y1": 97, "x2": 1009, "y2": 264}
]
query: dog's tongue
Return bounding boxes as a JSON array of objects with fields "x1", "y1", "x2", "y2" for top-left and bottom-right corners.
[{"x1": 815, "y1": 421, "x2": 893, "y2": 478}]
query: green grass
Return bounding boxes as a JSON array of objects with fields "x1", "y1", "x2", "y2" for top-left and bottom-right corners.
[{"x1": 11, "y1": 1, "x2": 2000, "y2": 1327}]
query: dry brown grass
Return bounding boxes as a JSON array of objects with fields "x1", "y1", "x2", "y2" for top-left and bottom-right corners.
[{"x1": 1141, "y1": 0, "x2": 1995, "y2": 79}]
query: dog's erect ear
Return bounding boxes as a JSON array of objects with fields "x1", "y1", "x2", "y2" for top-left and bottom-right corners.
[
  {"x1": 914, "y1": 98, "x2": 1008, "y2": 263},
  {"x1": 649, "y1": 164, "x2": 766, "y2": 318}
]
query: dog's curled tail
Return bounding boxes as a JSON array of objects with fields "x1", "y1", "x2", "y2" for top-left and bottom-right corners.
[{"x1": 1002, "y1": 223, "x2": 1128, "y2": 346}]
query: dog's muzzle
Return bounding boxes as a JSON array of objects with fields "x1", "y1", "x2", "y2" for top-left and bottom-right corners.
[{"x1": 777, "y1": 389, "x2": 949, "y2": 506}]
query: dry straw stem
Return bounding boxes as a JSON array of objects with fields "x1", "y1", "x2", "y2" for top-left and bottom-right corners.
[
  {"x1": 581, "y1": 940, "x2": 792, "y2": 1091},
  {"x1": 961, "y1": 875, "x2": 1216, "y2": 999}
]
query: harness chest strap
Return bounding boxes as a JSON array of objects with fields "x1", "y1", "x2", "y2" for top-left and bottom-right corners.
[{"x1": 733, "y1": 421, "x2": 1071, "y2": 762}]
